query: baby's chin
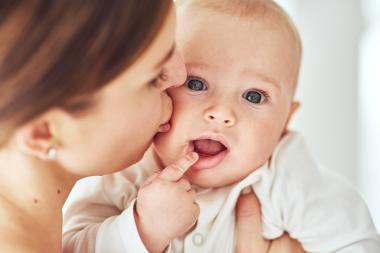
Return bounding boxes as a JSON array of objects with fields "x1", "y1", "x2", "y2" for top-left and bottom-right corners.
[
  {"x1": 184, "y1": 163, "x2": 256, "y2": 189},
  {"x1": 184, "y1": 175, "x2": 224, "y2": 189},
  {"x1": 185, "y1": 173, "x2": 240, "y2": 189}
]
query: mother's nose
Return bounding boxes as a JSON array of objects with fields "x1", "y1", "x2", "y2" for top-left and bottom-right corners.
[{"x1": 160, "y1": 48, "x2": 187, "y2": 91}]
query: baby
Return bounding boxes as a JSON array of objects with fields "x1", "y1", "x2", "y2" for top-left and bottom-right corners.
[{"x1": 63, "y1": 0, "x2": 380, "y2": 252}]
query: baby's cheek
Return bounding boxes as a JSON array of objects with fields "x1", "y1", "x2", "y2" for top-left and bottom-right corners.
[
  {"x1": 239, "y1": 142, "x2": 270, "y2": 169},
  {"x1": 153, "y1": 133, "x2": 180, "y2": 166}
]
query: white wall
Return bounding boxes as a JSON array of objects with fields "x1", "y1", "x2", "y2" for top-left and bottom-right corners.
[
  {"x1": 277, "y1": 0, "x2": 380, "y2": 231},
  {"x1": 359, "y1": 0, "x2": 380, "y2": 232},
  {"x1": 279, "y1": 0, "x2": 361, "y2": 183}
]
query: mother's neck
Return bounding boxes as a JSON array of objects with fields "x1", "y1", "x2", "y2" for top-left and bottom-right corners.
[{"x1": 0, "y1": 146, "x2": 78, "y2": 250}]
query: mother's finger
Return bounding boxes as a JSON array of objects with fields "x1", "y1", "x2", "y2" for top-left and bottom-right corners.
[
  {"x1": 159, "y1": 152, "x2": 198, "y2": 181},
  {"x1": 235, "y1": 187, "x2": 269, "y2": 253},
  {"x1": 268, "y1": 233, "x2": 305, "y2": 253}
]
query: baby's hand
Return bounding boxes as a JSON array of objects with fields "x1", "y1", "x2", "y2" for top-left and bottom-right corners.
[{"x1": 135, "y1": 152, "x2": 199, "y2": 253}]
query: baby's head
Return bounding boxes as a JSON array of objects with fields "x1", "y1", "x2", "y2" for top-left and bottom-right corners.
[{"x1": 154, "y1": 0, "x2": 302, "y2": 187}]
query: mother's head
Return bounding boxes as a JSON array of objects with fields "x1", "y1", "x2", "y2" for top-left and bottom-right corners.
[{"x1": 0, "y1": 0, "x2": 186, "y2": 176}]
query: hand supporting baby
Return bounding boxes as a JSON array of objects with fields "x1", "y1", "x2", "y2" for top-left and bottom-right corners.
[
  {"x1": 235, "y1": 188, "x2": 305, "y2": 253},
  {"x1": 134, "y1": 152, "x2": 199, "y2": 253}
]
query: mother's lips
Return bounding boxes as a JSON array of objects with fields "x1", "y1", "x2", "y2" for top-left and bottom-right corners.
[{"x1": 157, "y1": 122, "x2": 171, "y2": 133}]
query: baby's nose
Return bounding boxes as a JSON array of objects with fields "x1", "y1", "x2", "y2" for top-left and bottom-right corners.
[{"x1": 204, "y1": 107, "x2": 236, "y2": 127}]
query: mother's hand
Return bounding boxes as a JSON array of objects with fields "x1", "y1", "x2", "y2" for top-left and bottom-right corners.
[{"x1": 235, "y1": 187, "x2": 305, "y2": 253}]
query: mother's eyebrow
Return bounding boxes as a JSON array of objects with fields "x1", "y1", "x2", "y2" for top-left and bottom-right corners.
[{"x1": 154, "y1": 43, "x2": 176, "y2": 70}]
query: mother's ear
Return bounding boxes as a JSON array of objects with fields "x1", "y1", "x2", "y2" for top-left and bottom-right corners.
[
  {"x1": 282, "y1": 101, "x2": 300, "y2": 136},
  {"x1": 13, "y1": 114, "x2": 59, "y2": 161}
]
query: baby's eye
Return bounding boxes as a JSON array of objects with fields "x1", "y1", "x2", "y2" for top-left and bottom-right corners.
[
  {"x1": 186, "y1": 78, "x2": 207, "y2": 91},
  {"x1": 242, "y1": 90, "x2": 266, "y2": 104}
]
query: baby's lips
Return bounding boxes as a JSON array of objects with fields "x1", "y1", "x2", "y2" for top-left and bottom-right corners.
[{"x1": 158, "y1": 122, "x2": 171, "y2": 133}]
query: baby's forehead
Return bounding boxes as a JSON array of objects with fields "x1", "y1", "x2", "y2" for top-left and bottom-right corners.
[
  {"x1": 177, "y1": 0, "x2": 301, "y2": 53},
  {"x1": 178, "y1": 1, "x2": 293, "y2": 29},
  {"x1": 177, "y1": 0, "x2": 301, "y2": 96}
]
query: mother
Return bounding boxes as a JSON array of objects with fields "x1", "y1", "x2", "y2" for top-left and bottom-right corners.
[{"x1": 0, "y1": 1, "x2": 303, "y2": 252}]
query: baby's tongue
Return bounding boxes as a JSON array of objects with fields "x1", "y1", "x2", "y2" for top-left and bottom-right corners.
[{"x1": 193, "y1": 139, "x2": 225, "y2": 156}]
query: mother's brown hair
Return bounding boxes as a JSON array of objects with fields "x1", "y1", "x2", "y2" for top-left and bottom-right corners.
[{"x1": 0, "y1": 0, "x2": 171, "y2": 146}]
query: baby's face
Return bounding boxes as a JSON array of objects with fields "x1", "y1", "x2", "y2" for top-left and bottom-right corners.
[{"x1": 154, "y1": 6, "x2": 299, "y2": 188}]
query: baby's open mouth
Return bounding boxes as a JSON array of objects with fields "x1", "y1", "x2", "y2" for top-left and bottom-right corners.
[
  {"x1": 191, "y1": 138, "x2": 229, "y2": 170},
  {"x1": 193, "y1": 139, "x2": 227, "y2": 157}
]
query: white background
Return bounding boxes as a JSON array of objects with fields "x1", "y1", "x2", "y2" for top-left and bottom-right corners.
[{"x1": 277, "y1": 0, "x2": 380, "y2": 231}]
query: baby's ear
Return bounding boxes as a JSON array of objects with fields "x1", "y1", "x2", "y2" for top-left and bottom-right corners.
[
  {"x1": 13, "y1": 117, "x2": 57, "y2": 160},
  {"x1": 282, "y1": 101, "x2": 300, "y2": 136},
  {"x1": 289, "y1": 101, "x2": 300, "y2": 117}
]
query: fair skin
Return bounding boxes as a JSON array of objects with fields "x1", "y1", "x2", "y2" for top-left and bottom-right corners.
[
  {"x1": 0, "y1": 2, "x2": 302, "y2": 252},
  {"x1": 154, "y1": 5, "x2": 300, "y2": 188},
  {"x1": 49, "y1": 7, "x2": 186, "y2": 177},
  {"x1": 0, "y1": 5, "x2": 193, "y2": 253},
  {"x1": 135, "y1": 3, "x2": 304, "y2": 253}
]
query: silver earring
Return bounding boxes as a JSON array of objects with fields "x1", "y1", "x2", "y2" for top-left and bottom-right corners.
[{"x1": 46, "y1": 147, "x2": 57, "y2": 160}]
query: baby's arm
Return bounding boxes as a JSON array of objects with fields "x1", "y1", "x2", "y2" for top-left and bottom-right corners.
[
  {"x1": 255, "y1": 133, "x2": 380, "y2": 253},
  {"x1": 62, "y1": 166, "x2": 147, "y2": 253},
  {"x1": 63, "y1": 152, "x2": 199, "y2": 253}
]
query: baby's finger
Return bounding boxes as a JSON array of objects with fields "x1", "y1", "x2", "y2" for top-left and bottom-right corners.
[
  {"x1": 268, "y1": 233, "x2": 305, "y2": 253},
  {"x1": 142, "y1": 172, "x2": 160, "y2": 187},
  {"x1": 177, "y1": 178, "x2": 192, "y2": 191},
  {"x1": 182, "y1": 202, "x2": 200, "y2": 233},
  {"x1": 192, "y1": 202, "x2": 200, "y2": 219},
  {"x1": 188, "y1": 189, "x2": 197, "y2": 200},
  {"x1": 159, "y1": 152, "x2": 198, "y2": 182}
]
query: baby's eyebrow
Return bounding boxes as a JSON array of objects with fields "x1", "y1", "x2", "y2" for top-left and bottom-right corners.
[
  {"x1": 252, "y1": 72, "x2": 281, "y2": 91},
  {"x1": 186, "y1": 61, "x2": 210, "y2": 69},
  {"x1": 239, "y1": 67, "x2": 280, "y2": 91},
  {"x1": 186, "y1": 61, "x2": 281, "y2": 91}
]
